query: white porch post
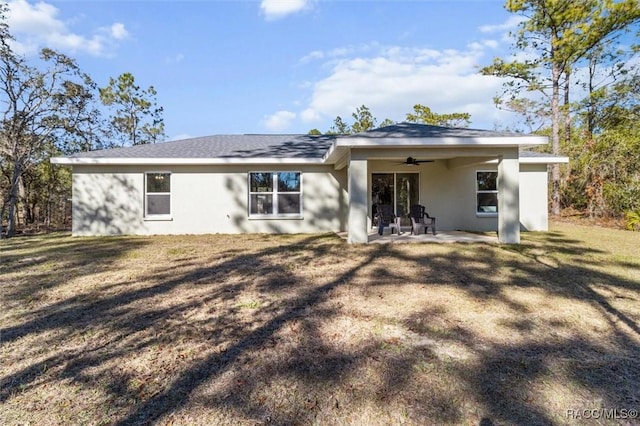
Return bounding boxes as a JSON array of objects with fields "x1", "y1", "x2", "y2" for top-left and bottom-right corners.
[
  {"x1": 347, "y1": 155, "x2": 368, "y2": 244},
  {"x1": 498, "y1": 148, "x2": 520, "y2": 244}
]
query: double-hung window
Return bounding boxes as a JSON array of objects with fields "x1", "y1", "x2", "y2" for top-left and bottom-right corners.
[
  {"x1": 145, "y1": 172, "x2": 171, "y2": 218},
  {"x1": 249, "y1": 172, "x2": 302, "y2": 218},
  {"x1": 476, "y1": 171, "x2": 498, "y2": 215}
]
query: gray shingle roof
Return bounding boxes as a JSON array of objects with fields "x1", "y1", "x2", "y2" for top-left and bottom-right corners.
[
  {"x1": 351, "y1": 122, "x2": 531, "y2": 139},
  {"x1": 66, "y1": 134, "x2": 337, "y2": 159},
  {"x1": 519, "y1": 149, "x2": 555, "y2": 158},
  {"x1": 60, "y1": 123, "x2": 550, "y2": 161}
]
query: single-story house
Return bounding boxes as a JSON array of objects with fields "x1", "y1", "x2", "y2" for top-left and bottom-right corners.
[{"x1": 51, "y1": 122, "x2": 568, "y2": 244}]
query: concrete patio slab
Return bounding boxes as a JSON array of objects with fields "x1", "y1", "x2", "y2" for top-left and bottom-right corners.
[
  {"x1": 337, "y1": 229, "x2": 499, "y2": 244},
  {"x1": 367, "y1": 230, "x2": 499, "y2": 244}
]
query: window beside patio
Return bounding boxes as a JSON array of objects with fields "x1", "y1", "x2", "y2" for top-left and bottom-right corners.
[{"x1": 476, "y1": 171, "x2": 498, "y2": 215}]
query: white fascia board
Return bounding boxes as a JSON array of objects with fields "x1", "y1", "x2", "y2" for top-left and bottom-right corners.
[
  {"x1": 321, "y1": 135, "x2": 548, "y2": 164},
  {"x1": 519, "y1": 155, "x2": 569, "y2": 164},
  {"x1": 50, "y1": 157, "x2": 325, "y2": 166},
  {"x1": 336, "y1": 135, "x2": 548, "y2": 148},
  {"x1": 482, "y1": 155, "x2": 570, "y2": 165},
  {"x1": 322, "y1": 139, "x2": 343, "y2": 163}
]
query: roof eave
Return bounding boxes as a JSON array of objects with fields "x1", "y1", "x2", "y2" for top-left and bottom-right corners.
[
  {"x1": 50, "y1": 157, "x2": 325, "y2": 166},
  {"x1": 519, "y1": 156, "x2": 569, "y2": 164},
  {"x1": 321, "y1": 135, "x2": 549, "y2": 164},
  {"x1": 336, "y1": 135, "x2": 548, "y2": 148}
]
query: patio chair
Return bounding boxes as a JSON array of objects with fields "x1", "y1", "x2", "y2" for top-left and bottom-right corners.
[
  {"x1": 375, "y1": 204, "x2": 401, "y2": 235},
  {"x1": 410, "y1": 204, "x2": 436, "y2": 235}
]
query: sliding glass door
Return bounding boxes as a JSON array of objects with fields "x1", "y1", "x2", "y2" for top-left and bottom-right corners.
[{"x1": 372, "y1": 173, "x2": 419, "y2": 226}]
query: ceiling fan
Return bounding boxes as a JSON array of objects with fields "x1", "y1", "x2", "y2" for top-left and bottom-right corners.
[{"x1": 399, "y1": 157, "x2": 434, "y2": 166}]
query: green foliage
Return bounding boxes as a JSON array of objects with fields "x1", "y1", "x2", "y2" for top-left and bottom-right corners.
[
  {"x1": 405, "y1": 104, "x2": 471, "y2": 127},
  {"x1": 484, "y1": 0, "x2": 640, "y2": 216},
  {"x1": 326, "y1": 105, "x2": 377, "y2": 134},
  {"x1": 307, "y1": 128, "x2": 321, "y2": 135},
  {"x1": 327, "y1": 115, "x2": 350, "y2": 135},
  {"x1": 561, "y1": 117, "x2": 640, "y2": 218},
  {"x1": 322, "y1": 104, "x2": 466, "y2": 135},
  {"x1": 625, "y1": 210, "x2": 640, "y2": 231},
  {"x1": 0, "y1": 15, "x2": 103, "y2": 236},
  {"x1": 493, "y1": 97, "x2": 549, "y2": 133},
  {"x1": 350, "y1": 105, "x2": 376, "y2": 133},
  {"x1": 0, "y1": 11, "x2": 165, "y2": 236},
  {"x1": 19, "y1": 145, "x2": 72, "y2": 228},
  {"x1": 379, "y1": 118, "x2": 396, "y2": 128},
  {"x1": 99, "y1": 72, "x2": 165, "y2": 146}
]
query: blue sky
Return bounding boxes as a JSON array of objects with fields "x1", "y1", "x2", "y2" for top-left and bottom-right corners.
[{"x1": 5, "y1": 0, "x2": 527, "y2": 140}]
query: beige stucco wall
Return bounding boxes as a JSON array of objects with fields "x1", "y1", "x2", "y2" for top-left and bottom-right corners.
[
  {"x1": 71, "y1": 156, "x2": 549, "y2": 236},
  {"x1": 368, "y1": 159, "x2": 492, "y2": 232},
  {"x1": 368, "y1": 159, "x2": 549, "y2": 232},
  {"x1": 72, "y1": 165, "x2": 348, "y2": 236},
  {"x1": 518, "y1": 163, "x2": 549, "y2": 231}
]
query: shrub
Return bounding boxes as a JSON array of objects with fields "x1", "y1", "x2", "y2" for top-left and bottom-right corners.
[{"x1": 625, "y1": 210, "x2": 640, "y2": 231}]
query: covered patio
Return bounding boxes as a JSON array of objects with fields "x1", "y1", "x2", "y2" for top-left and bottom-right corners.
[{"x1": 322, "y1": 124, "x2": 551, "y2": 244}]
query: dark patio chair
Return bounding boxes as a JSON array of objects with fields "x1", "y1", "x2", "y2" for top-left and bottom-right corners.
[
  {"x1": 410, "y1": 204, "x2": 436, "y2": 235},
  {"x1": 375, "y1": 204, "x2": 401, "y2": 235}
]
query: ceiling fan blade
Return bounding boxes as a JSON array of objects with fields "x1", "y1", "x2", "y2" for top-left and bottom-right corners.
[
  {"x1": 405, "y1": 157, "x2": 434, "y2": 165},
  {"x1": 391, "y1": 157, "x2": 435, "y2": 165}
]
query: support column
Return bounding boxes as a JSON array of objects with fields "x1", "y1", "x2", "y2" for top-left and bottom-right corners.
[
  {"x1": 498, "y1": 149, "x2": 520, "y2": 244},
  {"x1": 347, "y1": 156, "x2": 368, "y2": 244}
]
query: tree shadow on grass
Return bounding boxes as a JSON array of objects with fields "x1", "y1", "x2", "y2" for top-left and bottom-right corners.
[
  {"x1": 342, "y1": 231, "x2": 639, "y2": 423},
  {"x1": 110, "y1": 237, "x2": 381, "y2": 425},
  {"x1": 1, "y1": 235, "x2": 359, "y2": 409},
  {"x1": 1, "y1": 233, "x2": 150, "y2": 304},
  {"x1": 1, "y1": 230, "x2": 639, "y2": 425}
]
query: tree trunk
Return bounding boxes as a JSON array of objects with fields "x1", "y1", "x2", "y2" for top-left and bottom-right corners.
[
  {"x1": 6, "y1": 159, "x2": 22, "y2": 237},
  {"x1": 551, "y1": 61, "x2": 562, "y2": 216},
  {"x1": 18, "y1": 173, "x2": 28, "y2": 225},
  {"x1": 0, "y1": 202, "x2": 5, "y2": 239},
  {"x1": 563, "y1": 70, "x2": 571, "y2": 145},
  {"x1": 587, "y1": 56, "x2": 597, "y2": 139}
]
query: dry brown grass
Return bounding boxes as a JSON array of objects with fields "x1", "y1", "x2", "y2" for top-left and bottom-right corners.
[{"x1": 1, "y1": 222, "x2": 639, "y2": 425}]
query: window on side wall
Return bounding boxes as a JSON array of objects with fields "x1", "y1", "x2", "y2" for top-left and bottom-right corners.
[
  {"x1": 248, "y1": 172, "x2": 302, "y2": 218},
  {"x1": 476, "y1": 171, "x2": 498, "y2": 215},
  {"x1": 145, "y1": 172, "x2": 171, "y2": 218}
]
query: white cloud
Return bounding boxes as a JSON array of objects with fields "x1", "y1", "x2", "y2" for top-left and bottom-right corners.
[
  {"x1": 260, "y1": 0, "x2": 312, "y2": 20},
  {"x1": 299, "y1": 43, "x2": 378, "y2": 64},
  {"x1": 165, "y1": 53, "x2": 185, "y2": 64},
  {"x1": 300, "y1": 108, "x2": 320, "y2": 122},
  {"x1": 6, "y1": 0, "x2": 129, "y2": 56},
  {"x1": 296, "y1": 42, "x2": 516, "y2": 130},
  {"x1": 109, "y1": 23, "x2": 129, "y2": 40},
  {"x1": 299, "y1": 49, "x2": 325, "y2": 63},
  {"x1": 263, "y1": 110, "x2": 297, "y2": 132},
  {"x1": 468, "y1": 39, "x2": 499, "y2": 51},
  {"x1": 479, "y1": 15, "x2": 527, "y2": 34}
]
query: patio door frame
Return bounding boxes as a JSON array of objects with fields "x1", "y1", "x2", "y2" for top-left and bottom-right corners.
[{"x1": 371, "y1": 172, "x2": 420, "y2": 226}]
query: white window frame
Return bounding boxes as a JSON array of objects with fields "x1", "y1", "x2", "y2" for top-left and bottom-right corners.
[
  {"x1": 144, "y1": 171, "x2": 172, "y2": 220},
  {"x1": 476, "y1": 170, "x2": 498, "y2": 217},
  {"x1": 248, "y1": 171, "x2": 303, "y2": 219}
]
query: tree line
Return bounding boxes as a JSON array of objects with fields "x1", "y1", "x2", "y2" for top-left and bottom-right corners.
[
  {"x1": 482, "y1": 0, "x2": 640, "y2": 228},
  {"x1": 0, "y1": 5, "x2": 165, "y2": 237},
  {"x1": 308, "y1": 104, "x2": 471, "y2": 135}
]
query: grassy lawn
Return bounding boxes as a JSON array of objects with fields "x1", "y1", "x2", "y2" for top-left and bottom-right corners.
[{"x1": 1, "y1": 222, "x2": 639, "y2": 425}]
